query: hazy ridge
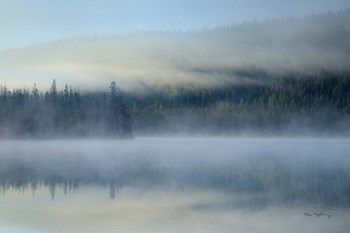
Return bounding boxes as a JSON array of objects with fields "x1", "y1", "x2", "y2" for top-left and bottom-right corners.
[{"x1": 0, "y1": 10, "x2": 349, "y2": 91}]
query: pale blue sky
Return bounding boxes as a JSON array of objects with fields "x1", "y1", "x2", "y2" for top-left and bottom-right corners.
[{"x1": 0, "y1": 0, "x2": 349, "y2": 50}]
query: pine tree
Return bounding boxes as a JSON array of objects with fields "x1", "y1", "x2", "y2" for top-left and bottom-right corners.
[
  {"x1": 109, "y1": 81, "x2": 120, "y2": 134},
  {"x1": 50, "y1": 79, "x2": 58, "y2": 104}
]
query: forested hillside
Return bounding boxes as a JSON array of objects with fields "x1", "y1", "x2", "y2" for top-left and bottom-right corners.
[
  {"x1": 128, "y1": 71, "x2": 350, "y2": 135},
  {"x1": 1, "y1": 71, "x2": 349, "y2": 137},
  {"x1": 1, "y1": 10, "x2": 349, "y2": 90},
  {"x1": 1, "y1": 10, "x2": 350, "y2": 137}
]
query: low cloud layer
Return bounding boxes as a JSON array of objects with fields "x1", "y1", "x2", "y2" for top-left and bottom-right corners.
[{"x1": 0, "y1": 10, "x2": 349, "y2": 91}]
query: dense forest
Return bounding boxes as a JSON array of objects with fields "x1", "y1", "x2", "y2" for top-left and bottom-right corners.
[
  {"x1": 128, "y1": 71, "x2": 350, "y2": 135},
  {"x1": 0, "y1": 80, "x2": 132, "y2": 138},
  {"x1": 1, "y1": 71, "x2": 350, "y2": 137}
]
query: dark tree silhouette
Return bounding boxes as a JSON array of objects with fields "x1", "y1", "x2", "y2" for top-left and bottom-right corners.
[{"x1": 0, "y1": 80, "x2": 133, "y2": 138}]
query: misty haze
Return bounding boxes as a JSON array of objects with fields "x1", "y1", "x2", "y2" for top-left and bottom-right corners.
[{"x1": 1, "y1": 1, "x2": 350, "y2": 233}]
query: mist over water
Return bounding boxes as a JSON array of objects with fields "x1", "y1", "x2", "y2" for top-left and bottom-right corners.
[
  {"x1": 1, "y1": 138, "x2": 350, "y2": 202},
  {"x1": 1, "y1": 4, "x2": 350, "y2": 233},
  {"x1": 0, "y1": 138, "x2": 350, "y2": 233}
]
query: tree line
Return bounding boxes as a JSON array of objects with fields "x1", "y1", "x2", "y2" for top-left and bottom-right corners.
[
  {"x1": 1, "y1": 72, "x2": 349, "y2": 137},
  {"x1": 0, "y1": 80, "x2": 132, "y2": 138},
  {"x1": 128, "y1": 71, "x2": 350, "y2": 135}
]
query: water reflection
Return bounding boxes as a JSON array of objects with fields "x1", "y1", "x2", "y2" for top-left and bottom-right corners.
[
  {"x1": 1, "y1": 138, "x2": 350, "y2": 232},
  {"x1": 0, "y1": 138, "x2": 349, "y2": 206},
  {"x1": 1, "y1": 186, "x2": 350, "y2": 233}
]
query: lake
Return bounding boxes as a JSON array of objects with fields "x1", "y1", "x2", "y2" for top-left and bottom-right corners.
[{"x1": 0, "y1": 138, "x2": 349, "y2": 233}]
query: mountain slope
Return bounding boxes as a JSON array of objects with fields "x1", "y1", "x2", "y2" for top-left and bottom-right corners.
[{"x1": 0, "y1": 10, "x2": 349, "y2": 91}]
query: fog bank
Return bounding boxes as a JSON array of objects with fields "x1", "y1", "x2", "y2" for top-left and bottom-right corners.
[{"x1": 0, "y1": 10, "x2": 349, "y2": 91}]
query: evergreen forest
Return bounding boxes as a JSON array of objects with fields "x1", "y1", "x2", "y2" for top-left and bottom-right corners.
[
  {"x1": 129, "y1": 71, "x2": 350, "y2": 135},
  {"x1": 1, "y1": 71, "x2": 350, "y2": 137},
  {"x1": 0, "y1": 80, "x2": 132, "y2": 138}
]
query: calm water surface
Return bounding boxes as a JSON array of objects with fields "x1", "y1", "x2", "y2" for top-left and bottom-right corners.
[{"x1": 0, "y1": 138, "x2": 349, "y2": 233}]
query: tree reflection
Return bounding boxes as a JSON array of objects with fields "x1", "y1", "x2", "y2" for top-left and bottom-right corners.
[{"x1": 0, "y1": 153, "x2": 349, "y2": 206}]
